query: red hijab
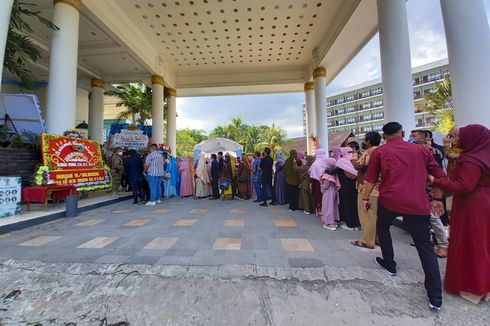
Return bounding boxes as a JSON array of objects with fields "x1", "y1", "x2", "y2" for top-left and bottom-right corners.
[{"x1": 458, "y1": 124, "x2": 490, "y2": 174}]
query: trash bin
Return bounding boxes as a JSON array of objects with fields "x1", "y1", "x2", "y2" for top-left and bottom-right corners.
[{"x1": 65, "y1": 194, "x2": 78, "y2": 218}]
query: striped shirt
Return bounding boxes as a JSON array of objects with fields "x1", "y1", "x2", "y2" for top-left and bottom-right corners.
[{"x1": 145, "y1": 151, "x2": 165, "y2": 176}]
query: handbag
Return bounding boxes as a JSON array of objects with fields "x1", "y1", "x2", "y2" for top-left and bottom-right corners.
[{"x1": 219, "y1": 179, "x2": 230, "y2": 190}]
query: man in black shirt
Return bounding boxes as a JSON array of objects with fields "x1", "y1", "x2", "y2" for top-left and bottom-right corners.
[
  {"x1": 210, "y1": 154, "x2": 220, "y2": 200},
  {"x1": 123, "y1": 149, "x2": 146, "y2": 204},
  {"x1": 259, "y1": 147, "x2": 274, "y2": 207},
  {"x1": 218, "y1": 151, "x2": 224, "y2": 177}
]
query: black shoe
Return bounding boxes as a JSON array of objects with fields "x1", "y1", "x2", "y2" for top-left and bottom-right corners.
[
  {"x1": 132, "y1": 200, "x2": 138, "y2": 205},
  {"x1": 260, "y1": 203, "x2": 268, "y2": 207},
  {"x1": 253, "y1": 199, "x2": 261, "y2": 203},
  {"x1": 374, "y1": 257, "x2": 396, "y2": 276},
  {"x1": 426, "y1": 296, "x2": 442, "y2": 311},
  {"x1": 269, "y1": 202, "x2": 276, "y2": 205}
]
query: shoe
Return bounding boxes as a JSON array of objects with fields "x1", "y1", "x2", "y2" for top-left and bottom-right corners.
[
  {"x1": 132, "y1": 200, "x2": 138, "y2": 205},
  {"x1": 289, "y1": 209, "x2": 293, "y2": 212},
  {"x1": 145, "y1": 201, "x2": 156, "y2": 206},
  {"x1": 374, "y1": 257, "x2": 396, "y2": 276},
  {"x1": 426, "y1": 296, "x2": 442, "y2": 310},
  {"x1": 323, "y1": 224, "x2": 337, "y2": 231},
  {"x1": 303, "y1": 211, "x2": 311, "y2": 215},
  {"x1": 269, "y1": 202, "x2": 277, "y2": 205},
  {"x1": 253, "y1": 199, "x2": 261, "y2": 202},
  {"x1": 156, "y1": 199, "x2": 162, "y2": 204},
  {"x1": 340, "y1": 224, "x2": 355, "y2": 231},
  {"x1": 260, "y1": 203, "x2": 268, "y2": 207}
]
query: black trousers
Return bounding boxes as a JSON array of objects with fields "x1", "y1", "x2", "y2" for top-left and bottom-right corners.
[
  {"x1": 211, "y1": 178, "x2": 220, "y2": 199},
  {"x1": 377, "y1": 204, "x2": 442, "y2": 303},
  {"x1": 261, "y1": 175, "x2": 273, "y2": 204},
  {"x1": 129, "y1": 177, "x2": 146, "y2": 202},
  {"x1": 286, "y1": 183, "x2": 299, "y2": 211}
]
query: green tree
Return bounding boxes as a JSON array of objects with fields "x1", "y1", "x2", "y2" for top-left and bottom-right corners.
[
  {"x1": 259, "y1": 123, "x2": 289, "y2": 151},
  {"x1": 4, "y1": 1, "x2": 58, "y2": 84},
  {"x1": 243, "y1": 125, "x2": 262, "y2": 153},
  {"x1": 176, "y1": 128, "x2": 204, "y2": 157},
  {"x1": 105, "y1": 83, "x2": 154, "y2": 125},
  {"x1": 415, "y1": 75, "x2": 455, "y2": 134}
]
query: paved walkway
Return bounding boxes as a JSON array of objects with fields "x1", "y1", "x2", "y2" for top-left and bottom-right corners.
[{"x1": 0, "y1": 197, "x2": 488, "y2": 325}]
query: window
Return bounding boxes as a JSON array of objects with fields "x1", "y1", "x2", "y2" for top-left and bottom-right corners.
[
  {"x1": 345, "y1": 95, "x2": 355, "y2": 102},
  {"x1": 362, "y1": 114, "x2": 372, "y2": 121},
  {"x1": 337, "y1": 98, "x2": 344, "y2": 104},
  {"x1": 413, "y1": 77, "x2": 420, "y2": 85},
  {"x1": 361, "y1": 90, "x2": 371, "y2": 98},
  {"x1": 413, "y1": 91, "x2": 421, "y2": 100},
  {"x1": 362, "y1": 126, "x2": 373, "y2": 133},
  {"x1": 345, "y1": 106, "x2": 356, "y2": 113},
  {"x1": 327, "y1": 111, "x2": 332, "y2": 117},
  {"x1": 373, "y1": 124, "x2": 383, "y2": 131},
  {"x1": 427, "y1": 72, "x2": 442, "y2": 82},
  {"x1": 372, "y1": 87, "x2": 382, "y2": 96},
  {"x1": 337, "y1": 108, "x2": 345, "y2": 115},
  {"x1": 328, "y1": 100, "x2": 336, "y2": 106},
  {"x1": 362, "y1": 103, "x2": 371, "y2": 110},
  {"x1": 337, "y1": 119, "x2": 345, "y2": 125},
  {"x1": 372, "y1": 100, "x2": 383, "y2": 108},
  {"x1": 346, "y1": 117, "x2": 356, "y2": 124},
  {"x1": 373, "y1": 112, "x2": 384, "y2": 119}
]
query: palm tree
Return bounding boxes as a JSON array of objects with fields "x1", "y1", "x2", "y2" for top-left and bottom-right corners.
[
  {"x1": 4, "y1": 1, "x2": 58, "y2": 84},
  {"x1": 209, "y1": 125, "x2": 229, "y2": 139},
  {"x1": 258, "y1": 123, "x2": 289, "y2": 154},
  {"x1": 244, "y1": 125, "x2": 262, "y2": 153},
  {"x1": 415, "y1": 75, "x2": 454, "y2": 134},
  {"x1": 105, "y1": 83, "x2": 153, "y2": 125}
]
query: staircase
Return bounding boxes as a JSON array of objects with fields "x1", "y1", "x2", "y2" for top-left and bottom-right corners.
[{"x1": 0, "y1": 148, "x2": 41, "y2": 186}]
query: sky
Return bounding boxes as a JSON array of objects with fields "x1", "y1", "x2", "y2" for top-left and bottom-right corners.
[{"x1": 176, "y1": 0, "x2": 490, "y2": 138}]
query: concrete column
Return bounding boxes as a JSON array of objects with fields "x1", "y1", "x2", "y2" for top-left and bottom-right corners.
[
  {"x1": 440, "y1": 0, "x2": 490, "y2": 127},
  {"x1": 151, "y1": 75, "x2": 164, "y2": 144},
  {"x1": 46, "y1": 0, "x2": 81, "y2": 135},
  {"x1": 313, "y1": 67, "x2": 328, "y2": 151},
  {"x1": 166, "y1": 88, "x2": 177, "y2": 155},
  {"x1": 377, "y1": 0, "x2": 414, "y2": 134},
  {"x1": 304, "y1": 82, "x2": 315, "y2": 155},
  {"x1": 0, "y1": 0, "x2": 14, "y2": 92},
  {"x1": 88, "y1": 79, "x2": 105, "y2": 143}
]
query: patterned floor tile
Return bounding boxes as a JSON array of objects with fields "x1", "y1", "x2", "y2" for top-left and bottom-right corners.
[
  {"x1": 112, "y1": 208, "x2": 132, "y2": 214},
  {"x1": 230, "y1": 208, "x2": 246, "y2": 214},
  {"x1": 274, "y1": 219, "x2": 298, "y2": 227},
  {"x1": 281, "y1": 239, "x2": 315, "y2": 252},
  {"x1": 190, "y1": 208, "x2": 208, "y2": 214},
  {"x1": 213, "y1": 238, "x2": 242, "y2": 250},
  {"x1": 76, "y1": 219, "x2": 104, "y2": 226},
  {"x1": 224, "y1": 219, "x2": 245, "y2": 227},
  {"x1": 124, "y1": 219, "x2": 150, "y2": 227},
  {"x1": 152, "y1": 208, "x2": 171, "y2": 214},
  {"x1": 144, "y1": 237, "x2": 179, "y2": 250},
  {"x1": 77, "y1": 237, "x2": 118, "y2": 249},
  {"x1": 19, "y1": 236, "x2": 62, "y2": 247},
  {"x1": 174, "y1": 219, "x2": 198, "y2": 226}
]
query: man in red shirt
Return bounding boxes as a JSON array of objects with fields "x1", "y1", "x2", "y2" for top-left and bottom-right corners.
[{"x1": 363, "y1": 122, "x2": 446, "y2": 310}]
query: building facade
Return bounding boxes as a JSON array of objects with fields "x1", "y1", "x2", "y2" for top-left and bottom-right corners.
[{"x1": 303, "y1": 59, "x2": 450, "y2": 137}]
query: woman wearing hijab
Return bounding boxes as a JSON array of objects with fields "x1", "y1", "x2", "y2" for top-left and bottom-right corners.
[
  {"x1": 237, "y1": 154, "x2": 252, "y2": 199},
  {"x1": 297, "y1": 155, "x2": 315, "y2": 215},
  {"x1": 178, "y1": 157, "x2": 193, "y2": 197},
  {"x1": 223, "y1": 153, "x2": 237, "y2": 200},
  {"x1": 432, "y1": 124, "x2": 490, "y2": 304},
  {"x1": 336, "y1": 146, "x2": 361, "y2": 230},
  {"x1": 274, "y1": 152, "x2": 287, "y2": 205},
  {"x1": 164, "y1": 157, "x2": 179, "y2": 198},
  {"x1": 195, "y1": 154, "x2": 210, "y2": 199},
  {"x1": 309, "y1": 148, "x2": 329, "y2": 217},
  {"x1": 321, "y1": 158, "x2": 341, "y2": 230},
  {"x1": 284, "y1": 149, "x2": 301, "y2": 211},
  {"x1": 188, "y1": 156, "x2": 196, "y2": 196}
]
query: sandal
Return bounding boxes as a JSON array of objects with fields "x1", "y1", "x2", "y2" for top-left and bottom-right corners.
[{"x1": 350, "y1": 240, "x2": 375, "y2": 249}]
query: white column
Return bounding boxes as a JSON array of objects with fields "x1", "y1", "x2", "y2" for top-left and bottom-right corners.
[
  {"x1": 46, "y1": 0, "x2": 81, "y2": 135},
  {"x1": 440, "y1": 0, "x2": 490, "y2": 127},
  {"x1": 151, "y1": 75, "x2": 164, "y2": 144},
  {"x1": 0, "y1": 0, "x2": 14, "y2": 92},
  {"x1": 166, "y1": 88, "x2": 177, "y2": 155},
  {"x1": 377, "y1": 0, "x2": 414, "y2": 134},
  {"x1": 304, "y1": 82, "x2": 315, "y2": 155},
  {"x1": 88, "y1": 79, "x2": 105, "y2": 143},
  {"x1": 313, "y1": 67, "x2": 329, "y2": 151}
]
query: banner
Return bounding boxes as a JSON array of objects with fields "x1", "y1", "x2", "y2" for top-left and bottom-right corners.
[
  {"x1": 0, "y1": 177, "x2": 21, "y2": 218},
  {"x1": 35, "y1": 134, "x2": 111, "y2": 191},
  {"x1": 112, "y1": 129, "x2": 149, "y2": 150}
]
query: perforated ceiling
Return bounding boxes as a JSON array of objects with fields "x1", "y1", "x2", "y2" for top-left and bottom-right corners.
[{"x1": 117, "y1": 0, "x2": 344, "y2": 72}]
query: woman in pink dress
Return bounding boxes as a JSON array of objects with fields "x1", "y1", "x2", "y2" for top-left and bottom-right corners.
[
  {"x1": 178, "y1": 157, "x2": 193, "y2": 197},
  {"x1": 320, "y1": 158, "x2": 341, "y2": 230}
]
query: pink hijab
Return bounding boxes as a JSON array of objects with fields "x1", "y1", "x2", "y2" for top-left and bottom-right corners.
[
  {"x1": 309, "y1": 148, "x2": 328, "y2": 181},
  {"x1": 335, "y1": 147, "x2": 358, "y2": 176},
  {"x1": 321, "y1": 158, "x2": 341, "y2": 189},
  {"x1": 332, "y1": 146, "x2": 342, "y2": 160}
]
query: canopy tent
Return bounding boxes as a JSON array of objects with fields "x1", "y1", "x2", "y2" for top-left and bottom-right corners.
[{"x1": 193, "y1": 138, "x2": 243, "y2": 162}]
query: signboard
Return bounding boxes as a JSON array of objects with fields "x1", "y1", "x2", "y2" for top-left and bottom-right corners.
[
  {"x1": 35, "y1": 134, "x2": 111, "y2": 191},
  {"x1": 112, "y1": 129, "x2": 149, "y2": 150},
  {"x1": 0, "y1": 177, "x2": 21, "y2": 218}
]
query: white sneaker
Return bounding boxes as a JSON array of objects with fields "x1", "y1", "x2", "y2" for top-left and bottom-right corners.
[
  {"x1": 145, "y1": 201, "x2": 156, "y2": 206},
  {"x1": 323, "y1": 224, "x2": 337, "y2": 231},
  {"x1": 303, "y1": 210, "x2": 311, "y2": 215},
  {"x1": 156, "y1": 199, "x2": 162, "y2": 204},
  {"x1": 340, "y1": 224, "x2": 355, "y2": 231}
]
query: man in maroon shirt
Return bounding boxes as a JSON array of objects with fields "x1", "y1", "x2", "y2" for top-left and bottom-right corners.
[{"x1": 363, "y1": 122, "x2": 446, "y2": 310}]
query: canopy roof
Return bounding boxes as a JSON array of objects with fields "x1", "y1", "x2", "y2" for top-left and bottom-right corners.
[{"x1": 194, "y1": 138, "x2": 243, "y2": 154}]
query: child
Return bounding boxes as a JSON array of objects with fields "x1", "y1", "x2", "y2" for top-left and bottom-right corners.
[{"x1": 320, "y1": 158, "x2": 341, "y2": 230}]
